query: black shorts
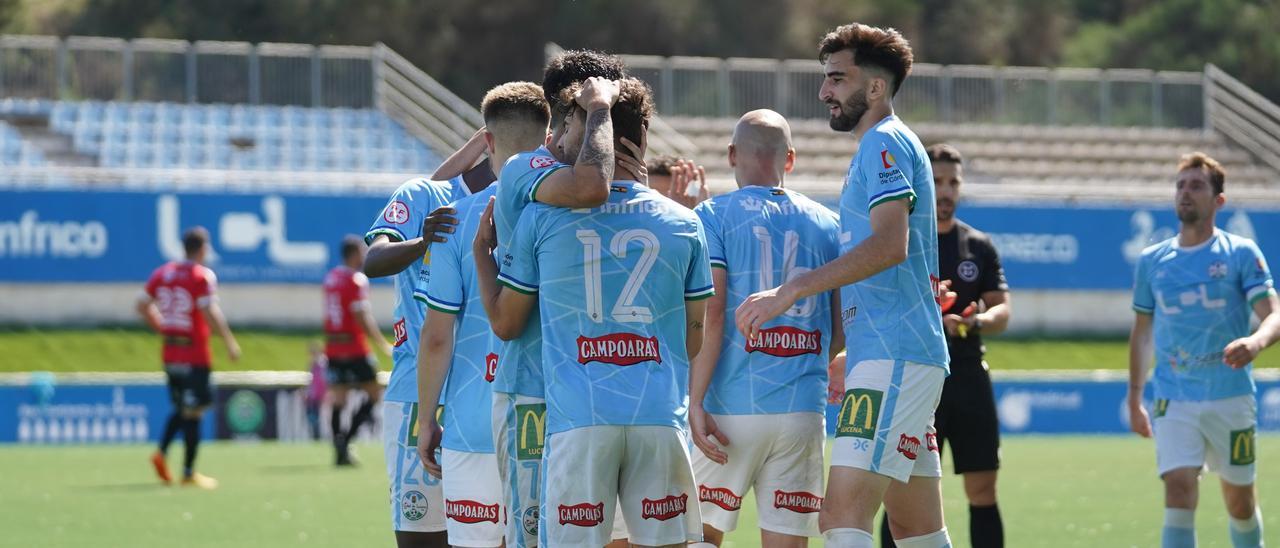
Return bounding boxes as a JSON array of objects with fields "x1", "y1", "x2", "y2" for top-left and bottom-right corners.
[
  {"x1": 934, "y1": 359, "x2": 1001, "y2": 474},
  {"x1": 326, "y1": 355, "x2": 377, "y2": 386},
  {"x1": 164, "y1": 363, "x2": 214, "y2": 411}
]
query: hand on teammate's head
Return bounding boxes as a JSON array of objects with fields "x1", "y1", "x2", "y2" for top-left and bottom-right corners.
[{"x1": 574, "y1": 77, "x2": 621, "y2": 112}]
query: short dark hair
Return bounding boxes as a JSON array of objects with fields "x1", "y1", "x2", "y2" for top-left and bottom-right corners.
[
  {"x1": 481, "y1": 81, "x2": 549, "y2": 128},
  {"x1": 182, "y1": 227, "x2": 209, "y2": 256},
  {"x1": 340, "y1": 235, "x2": 364, "y2": 260},
  {"x1": 926, "y1": 143, "x2": 963, "y2": 165},
  {"x1": 818, "y1": 23, "x2": 914, "y2": 96},
  {"x1": 646, "y1": 155, "x2": 684, "y2": 176},
  {"x1": 1177, "y1": 152, "x2": 1226, "y2": 195},
  {"x1": 560, "y1": 78, "x2": 655, "y2": 152},
  {"x1": 542, "y1": 49, "x2": 627, "y2": 108}
]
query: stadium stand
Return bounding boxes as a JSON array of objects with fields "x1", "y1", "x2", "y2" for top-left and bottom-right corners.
[
  {"x1": 0, "y1": 98, "x2": 437, "y2": 173},
  {"x1": 668, "y1": 116, "x2": 1278, "y2": 189}
]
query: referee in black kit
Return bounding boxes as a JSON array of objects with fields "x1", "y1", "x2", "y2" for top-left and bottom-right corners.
[{"x1": 881, "y1": 144, "x2": 1012, "y2": 548}]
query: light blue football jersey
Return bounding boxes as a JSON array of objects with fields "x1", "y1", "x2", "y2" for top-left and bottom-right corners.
[
  {"x1": 491, "y1": 146, "x2": 566, "y2": 397},
  {"x1": 364, "y1": 176, "x2": 468, "y2": 403},
  {"x1": 839, "y1": 115, "x2": 949, "y2": 371},
  {"x1": 498, "y1": 181, "x2": 714, "y2": 434},
  {"x1": 420, "y1": 183, "x2": 499, "y2": 453},
  {"x1": 694, "y1": 185, "x2": 841, "y2": 415},
  {"x1": 1133, "y1": 229, "x2": 1274, "y2": 401}
]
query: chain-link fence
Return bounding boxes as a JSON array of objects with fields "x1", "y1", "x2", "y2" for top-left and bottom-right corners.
[
  {"x1": 0, "y1": 35, "x2": 375, "y2": 108},
  {"x1": 622, "y1": 54, "x2": 1205, "y2": 128}
]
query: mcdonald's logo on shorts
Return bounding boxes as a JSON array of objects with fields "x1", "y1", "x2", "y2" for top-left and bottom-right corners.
[
  {"x1": 1230, "y1": 427, "x2": 1256, "y2": 466},
  {"x1": 1153, "y1": 399, "x2": 1169, "y2": 419},
  {"x1": 516, "y1": 403, "x2": 547, "y2": 461},
  {"x1": 836, "y1": 388, "x2": 883, "y2": 440}
]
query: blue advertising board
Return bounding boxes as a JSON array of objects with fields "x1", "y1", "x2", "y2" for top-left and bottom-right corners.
[
  {"x1": 0, "y1": 382, "x2": 214, "y2": 443},
  {"x1": 0, "y1": 190, "x2": 391, "y2": 283},
  {"x1": 2, "y1": 190, "x2": 1278, "y2": 288}
]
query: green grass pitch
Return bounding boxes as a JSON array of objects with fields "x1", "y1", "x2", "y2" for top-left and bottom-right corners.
[
  {"x1": 12, "y1": 327, "x2": 1279, "y2": 373},
  {"x1": 0, "y1": 437, "x2": 1276, "y2": 547}
]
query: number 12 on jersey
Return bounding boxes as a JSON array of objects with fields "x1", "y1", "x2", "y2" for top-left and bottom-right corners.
[{"x1": 576, "y1": 229, "x2": 660, "y2": 324}]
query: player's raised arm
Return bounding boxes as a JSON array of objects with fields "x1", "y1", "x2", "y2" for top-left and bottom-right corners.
[
  {"x1": 736, "y1": 197, "x2": 910, "y2": 339},
  {"x1": 415, "y1": 310, "x2": 453, "y2": 478},
  {"x1": 430, "y1": 127, "x2": 489, "y2": 182},
  {"x1": 528, "y1": 77, "x2": 620, "y2": 208},
  {"x1": 471, "y1": 198, "x2": 536, "y2": 340},
  {"x1": 364, "y1": 206, "x2": 458, "y2": 279}
]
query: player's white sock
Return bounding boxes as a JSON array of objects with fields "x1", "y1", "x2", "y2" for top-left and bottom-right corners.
[
  {"x1": 822, "y1": 527, "x2": 874, "y2": 548},
  {"x1": 688, "y1": 543, "x2": 717, "y2": 548},
  {"x1": 895, "y1": 527, "x2": 952, "y2": 548},
  {"x1": 1163, "y1": 508, "x2": 1196, "y2": 548},
  {"x1": 1229, "y1": 507, "x2": 1262, "y2": 548}
]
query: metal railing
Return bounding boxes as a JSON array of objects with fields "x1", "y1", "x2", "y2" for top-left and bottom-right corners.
[
  {"x1": 620, "y1": 54, "x2": 1206, "y2": 128},
  {"x1": 0, "y1": 34, "x2": 375, "y2": 108},
  {"x1": 372, "y1": 42, "x2": 481, "y2": 155},
  {"x1": 1204, "y1": 63, "x2": 1280, "y2": 175}
]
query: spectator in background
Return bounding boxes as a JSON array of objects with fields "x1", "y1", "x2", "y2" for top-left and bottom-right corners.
[
  {"x1": 305, "y1": 341, "x2": 327, "y2": 440},
  {"x1": 648, "y1": 154, "x2": 711, "y2": 209}
]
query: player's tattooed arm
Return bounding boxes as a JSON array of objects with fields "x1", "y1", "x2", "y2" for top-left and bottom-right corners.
[
  {"x1": 364, "y1": 207, "x2": 458, "y2": 278},
  {"x1": 532, "y1": 77, "x2": 620, "y2": 208}
]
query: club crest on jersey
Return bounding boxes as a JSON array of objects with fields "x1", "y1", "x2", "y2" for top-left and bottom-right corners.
[
  {"x1": 958, "y1": 260, "x2": 979, "y2": 282},
  {"x1": 393, "y1": 318, "x2": 408, "y2": 347},
  {"x1": 641, "y1": 494, "x2": 688, "y2": 521},
  {"x1": 577, "y1": 333, "x2": 661, "y2": 366},
  {"x1": 446, "y1": 500, "x2": 500, "y2": 524},
  {"x1": 1209, "y1": 261, "x2": 1228, "y2": 279},
  {"x1": 384, "y1": 201, "x2": 410, "y2": 224},
  {"x1": 558, "y1": 502, "x2": 604, "y2": 527},
  {"x1": 484, "y1": 353, "x2": 499, "y2": 383},
  {"x1": 530, "y1": 155, "x2": 556, "y2": 169},
  {"x1": 698, "y1": 485, "x2": 743, "y2": 511},
  {"x1": 745, "y1": 326, "x2": 821, "y2": 357},
  {"x1": 897, "y1": 433, "x2": 921, "y2": 460},
  {"x1": 773, "y1": 490, "x2": 822, "y2": 514}
]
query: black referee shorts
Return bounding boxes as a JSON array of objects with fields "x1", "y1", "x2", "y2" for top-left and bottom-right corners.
[{"x1": 934, "y1": 358, "x2": 1001, "y2": 474}]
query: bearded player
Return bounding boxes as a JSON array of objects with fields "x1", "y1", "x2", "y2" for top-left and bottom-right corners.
[
  {"x1": 477, "y1": 77, "x2": 711, "y2": 548},
  {"x1": 1128, "y1": 152, "x2": 1279, "y2": 548},
  {"x1": 688, "y1": 109, "x2": 842, "y2": 547},
  {"x1": 736, "y1": 24, "x2": 951, "y2": 547}
]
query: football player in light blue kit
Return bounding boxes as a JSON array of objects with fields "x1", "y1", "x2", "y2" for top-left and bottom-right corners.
[
  {"x1": 1128, "y1": 152, "x2": 1280, "y2": 548},
  {"x1": 688, "y1": 109, "x2": 843, "y2": 548},
  {"x1": 476, "y1": 78, "x2": 712, "y2": 548},
  {"x1": 484, "y1": 76, "x2": 622, "y2": 548},
  {"x1": 412, "y1": 83, "x2": 559, "y2": 548},
  {"x1": 365, "y1": 170, "x2": 474, "y2": 547},
  {"x1": 736, "y1": 23, "x2": 950, "y2": 548}
]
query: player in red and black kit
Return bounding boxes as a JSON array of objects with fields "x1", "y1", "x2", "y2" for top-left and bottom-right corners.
[
  {"x1": 880, "y1": 144, "x2": 1012, "y2": 547},
  {"x1": 138, "y1": 227, "x2": 240, "y2": 489},
  {"x1": 324, "y1": 235, "x2": 393, "y2": 466}
]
